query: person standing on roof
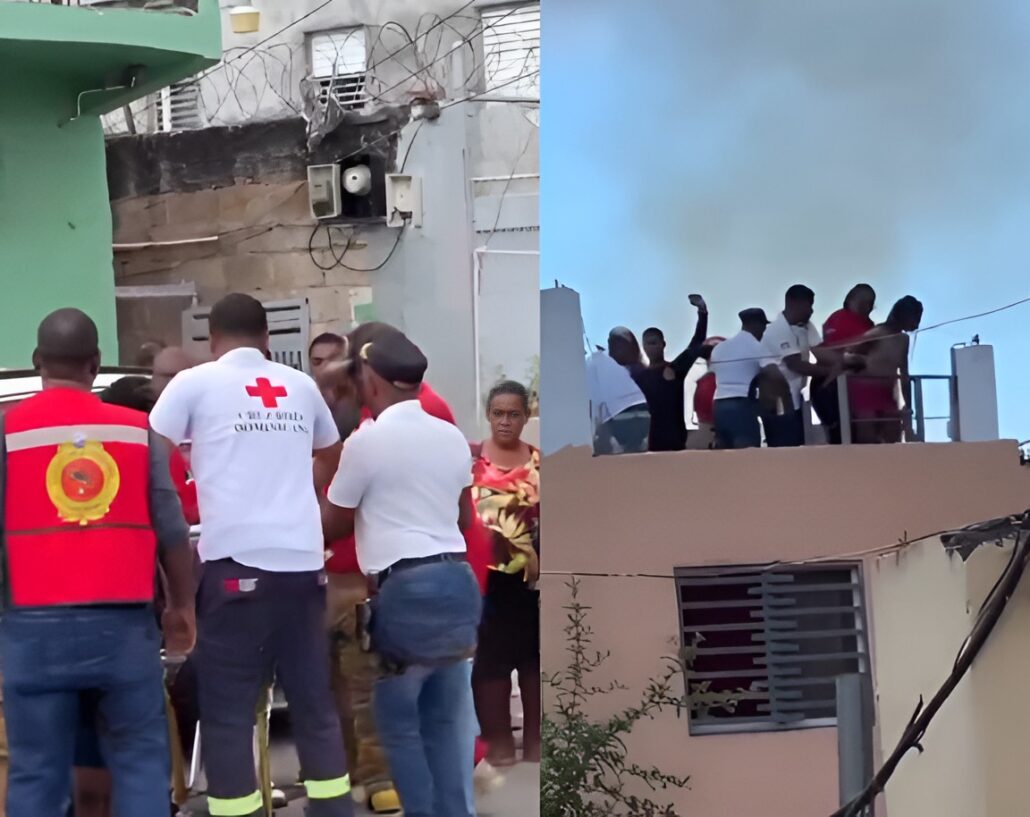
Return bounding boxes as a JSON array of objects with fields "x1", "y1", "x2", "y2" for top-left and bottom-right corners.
[
  {"x1": 710, "y1": 309, "x2": 787, "y2": 449},
  {"x1": 760, "y1": 285, "x2": 845, "y2": 447},
  {"x1": 636, "y1": 295, "x2": 709, "y2": 452},
  {"x1": 149, "y1": 294, "x2": 354, "y2": 817},
  {"x1": 811, "y1": 284, "x2": 877, "y2": 444},
  {"x1": 586, "y1": 329, "x2": 650, "y2": 455},
  {"x1": 322, "y1": 328, "x2": 482, "y2": 817},
  {"x1": 690, "y1": 337, "x2": 724, "y2": 449},
  {"x1": 0, "y1": 308, "x2": 196, "y2": 817}
]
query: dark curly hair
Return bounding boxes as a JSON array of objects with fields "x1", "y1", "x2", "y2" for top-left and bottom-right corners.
[
  {"x1": 486, "y1": 380, "x2": 530, "y2": 413},
  {"x1": 100, "y1": 376, "x2": 155, "y2": 413}
]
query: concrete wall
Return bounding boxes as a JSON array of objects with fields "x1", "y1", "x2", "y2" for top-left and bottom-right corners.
[
  {"x1": 540, "y1": 441, "x2": 1030, "y2": 817},
  {"x1": 870, "y1": 528, "x2": 1030, "y2": 817},
  {"x1": 105, "y1": 1, "x2": 538, "y2": 437},
  {"x1": 540, "y1": 287, "x2": 591, "y2": 455},
  {"x1": 0, "y1": 72, "x2": 118, "y2": 367},
  {"x1": 202, "y1": 0, "x2": 539, "y2": 174},
  {"x1": 0, "y1": 1, "x2": 219, "y2": 368}
]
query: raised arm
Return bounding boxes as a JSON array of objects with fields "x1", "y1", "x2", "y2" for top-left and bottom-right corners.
[{"x1": 670, "y1": 303, "x2": 710, "y2": 377}]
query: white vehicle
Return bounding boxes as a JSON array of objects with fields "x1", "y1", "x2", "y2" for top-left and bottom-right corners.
[{"x1": 0, "y1": 366, "x2": 146, "y2": 410}]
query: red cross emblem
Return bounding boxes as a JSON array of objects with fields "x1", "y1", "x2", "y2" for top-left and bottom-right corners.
[{"x1": 246, "y1": 377, "x2": 288, "y2": 408}]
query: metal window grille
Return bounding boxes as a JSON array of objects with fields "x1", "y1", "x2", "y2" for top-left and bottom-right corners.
[
  {"x1": 310, "y1": 28, "x2": 368, "y2": 112},
  {"x1": 481, "y1": 3, "x2": 539, "y2": 97},
  {"x1": 159, "y1": 79, "x2": 202, "y2": 132},
  {"x1": 182, "y1": 299, "x2": 311, "y2": 374},
  {"x1": 676, "y1": 562, "x2": 869, "y2": 735}
]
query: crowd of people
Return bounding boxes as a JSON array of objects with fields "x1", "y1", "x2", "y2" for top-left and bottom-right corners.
[
  {"x1": 587, "y1": 284, "x2": 924, "y2": 453},
  {"x1": 0, "y1": 294, "x2": 540, "y2": 817}
]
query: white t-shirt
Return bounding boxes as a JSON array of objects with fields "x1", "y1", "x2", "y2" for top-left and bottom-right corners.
[
  {"x1": 761, "y1": 313, "x2": 823, "y2": 410},
  {"x1": 710, "y1": 331, "x2": 775, "y2": 401},
  {"x1": 149, "y1": 347, "x2": 339, "y2": 571},
  {"x1": 585, "y1": 351, "x2": 646, "y2": 426},
  {"x1": 327, "y1": 399, "x2": 472, "y2": 575}
]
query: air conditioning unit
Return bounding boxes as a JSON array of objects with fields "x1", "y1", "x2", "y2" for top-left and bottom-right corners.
[{"x1": 308, "y1": 164, "x2": 342, "y2": 220}]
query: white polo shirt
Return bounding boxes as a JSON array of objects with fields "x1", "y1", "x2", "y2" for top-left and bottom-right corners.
[
  {"x1": 327, "y1": 399, "x2": 471, "y2": 575},
  {"x1": 149, "y1": 347, "x2": 339, "y2": 571},
  {"x1": 761, "y1": 312, "x2": 822, "y2": 410},
  {"x1": 710, "y1": 331, "x2": 775, "y2": 401}
]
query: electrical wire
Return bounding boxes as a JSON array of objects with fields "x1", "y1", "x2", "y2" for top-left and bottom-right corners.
[
  {"x1": 829, "y1": 512, "x2": 1030, "y2": 817},
  {"x1": 304, "y1": 117, "x2": 424, "y2": 273}
]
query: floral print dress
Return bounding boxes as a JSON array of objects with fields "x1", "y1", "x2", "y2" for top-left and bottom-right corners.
[{"x1": 471, "y1": 446, "x2": 540, "y2": 584}]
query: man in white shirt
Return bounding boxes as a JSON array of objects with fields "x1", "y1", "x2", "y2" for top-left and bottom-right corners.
[
  {"x1": 760, "y1": 285, "x2": 842, "y2": 447},
  {"x1": 585, "y1": 342, "x2": 649, "y2": 455},
  {"x1": 709, "y1": 308, "x2": 787, "y2": 448},
  {"x1": 150, "y1": 294, "x2": 354, "y2": 817},
  {"x1": 323, "y1": 328, "x2": 481, "y2": 817}
]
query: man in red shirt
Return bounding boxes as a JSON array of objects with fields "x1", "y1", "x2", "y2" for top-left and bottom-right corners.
[
  {"x1": 690, "y1": 337, "x2": 724, "y2": 449},
  {"x1": 812, "y1": 284, "x2": 876, "y2": 444}
]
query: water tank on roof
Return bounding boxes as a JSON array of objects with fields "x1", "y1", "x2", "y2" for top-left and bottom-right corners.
[{"x1": 949, "y1": 342, "x2": 999, "y2": 442}]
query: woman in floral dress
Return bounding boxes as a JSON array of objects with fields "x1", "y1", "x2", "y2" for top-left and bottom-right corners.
[{"x1": 471, "y1": 380, "x2": 540, "y2": 766}]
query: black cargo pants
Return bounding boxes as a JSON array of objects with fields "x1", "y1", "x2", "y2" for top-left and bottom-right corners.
[{"x1": 195, "y1": 559, "x2": 353, "y2": 817}]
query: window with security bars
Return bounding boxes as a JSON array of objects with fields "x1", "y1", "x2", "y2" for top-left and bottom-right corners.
[
  {"x1": 481, "y1": 3, "x2": 540, "y2": 98},
  {"x1": 159, "y1": 79, "x2": 202, "y2": 132},
  {"x1": 676, "y1": 563, "x2": 868, "y2": 735},
  {"x1": 309, "y1": 27, "x2": 368, "y2": 112}
]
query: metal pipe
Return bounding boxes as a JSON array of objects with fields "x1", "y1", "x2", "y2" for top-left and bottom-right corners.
[
  {"x1": 838, "y1": 374, "x2": 852, "y2": 445},
  {"x1": 114, "y1": 236, "x2": 219, "y2": 251},
  {"x1": 471, "y1": 173, "x2": 540, "y2": 183}
]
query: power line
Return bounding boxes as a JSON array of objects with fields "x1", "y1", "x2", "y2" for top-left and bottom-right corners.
[{"x1": 830, "y1": 512, "x2": 1030, "y2": 817}]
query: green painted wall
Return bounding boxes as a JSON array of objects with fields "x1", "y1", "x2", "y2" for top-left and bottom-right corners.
[
  {"x1": 0, "y1": 71, "x2": 119, "y2": 368},
  {"x1": 0, "y1": 1, "x2": 220, "y2": 369}
]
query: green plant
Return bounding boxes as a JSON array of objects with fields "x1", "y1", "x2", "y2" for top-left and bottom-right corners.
[{"x1": 541, "y1": 579, "x2": 691, "y2": 817}]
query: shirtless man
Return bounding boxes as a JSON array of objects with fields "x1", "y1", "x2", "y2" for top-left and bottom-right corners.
[{"x1": 848, "y1": 296, "x2": 923, "y2": 444}]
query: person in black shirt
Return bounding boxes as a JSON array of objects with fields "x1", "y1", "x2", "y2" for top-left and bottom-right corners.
[{"x1": 636, "y1": 295, "x2": 709, "y2": 451}]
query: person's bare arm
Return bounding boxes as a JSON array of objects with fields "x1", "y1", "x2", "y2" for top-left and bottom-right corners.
[
  {"x1": 148, "y1": 432, "x2": 196, "y2": 657},
  {"x1": 670, "y1": 307, "x2": 710, "y2": 377},
  {"x1": 160, "y1": 545, "x2": 197, "y2": 657},
  {"x1": 755, "y1": 364, "x2": 792, "y2": 411},
  {"x1": 459, "y1": 487, "x2": 474, "y2": 533},
  {"x1": 898, "y1": 335, "x2": 914, "y2": 436},
  {"x1": 314, "y1": 441, "x2": 343, "y2": 492},
  {"x1": 783, "y1": 352, "x2": 838, "y2": 380},
  {"x1": 322, "y1": 500, "x2": 356, "y2": 543}
]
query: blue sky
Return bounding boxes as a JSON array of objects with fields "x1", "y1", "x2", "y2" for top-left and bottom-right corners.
[{"x1": 542, "y1": 0, "x2": 1030, "y2": 441}]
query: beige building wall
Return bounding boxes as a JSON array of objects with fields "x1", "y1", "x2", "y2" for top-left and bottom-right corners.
[
  {"x1": 870, "y1": 526, "x2": 1030, "y2": 817},
  {"x1": 541, "y1": 441, "x2": 1030, "y2": 817}
]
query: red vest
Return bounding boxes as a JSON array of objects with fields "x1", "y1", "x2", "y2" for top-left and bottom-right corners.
[{"x1": 4, "y1": 389, "x2": 157, "y2": 608}]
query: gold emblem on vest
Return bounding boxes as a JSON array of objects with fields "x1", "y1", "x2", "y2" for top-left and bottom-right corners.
[{"x1": 45, "y1": 441, "x2": 121, "y2": 526}]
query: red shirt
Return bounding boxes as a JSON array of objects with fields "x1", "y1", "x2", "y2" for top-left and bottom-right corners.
[
  {"x1": 326, "y1": 384, "x2": 490, "y2": 594},
  {"x1": 693, "y1": 371, "x2": 717, "y2": 425},
  {"x1": 822, "y1": 308, "x2": 874, "y2": 349},
  {"x1": 168, "y1": 447, "x2": 199, "y2": 526}
]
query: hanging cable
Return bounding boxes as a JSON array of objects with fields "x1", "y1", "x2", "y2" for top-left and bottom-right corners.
[{"x1": 830, "y1": 511, "x2": 1030, "y2": 817}]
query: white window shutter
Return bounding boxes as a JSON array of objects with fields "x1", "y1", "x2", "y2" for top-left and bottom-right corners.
[
  {"x1": 309, "y1": 28, "x2": 368, "y2": 111},
  {"x1": 482, "y1": 3, "x2": 540, "y2": 98}
]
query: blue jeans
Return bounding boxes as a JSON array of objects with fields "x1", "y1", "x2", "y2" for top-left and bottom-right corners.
[
  {"x1": 0, "y1": 606, "x2": 169, "y2": 817},
  {"x1": 374, "y1": 661, "x2": 476, "y2": 817},
  {"x1": 714, "y1": 398, "x2": 761, "y2": 448},
  {"x1": 371, "y1": 559, "x2": 482, "y2": 669},
  {"x1": 370, "y1": 560, "x2": 481, "y2": 817}
]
